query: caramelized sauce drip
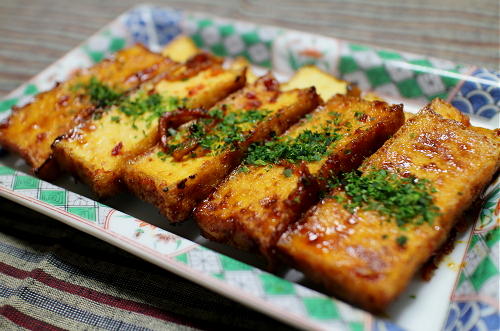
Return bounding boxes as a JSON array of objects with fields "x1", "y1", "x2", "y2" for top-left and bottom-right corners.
[
  {"x1": 421, "y1": 199, "x2": 482, "y2": 281},
  {"x1": 111, "y1": 142, "x2": 123, "y2": 156}
]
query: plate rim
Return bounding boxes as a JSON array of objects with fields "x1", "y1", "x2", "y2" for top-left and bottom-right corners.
[{"x1": 0, "y1": 4, "x2": 498, "y2": 331}]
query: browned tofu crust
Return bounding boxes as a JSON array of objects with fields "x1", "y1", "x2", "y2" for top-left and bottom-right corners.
[
  {"x1": 425, "y1": 98, "x2": 470, "y2": 126},
  {"x1": 123, "y1": 75, "x2": 320, "y2": 223},
  {"x1": 277, "y1": 107, "x2": 500, "y2": 312},
  {"x1": 52, "y1": 55, "x2": 241, "y2": 198},
  {"x1": 427, "y1": 98, "x2": 499, "y2": 142},
  {"x1": 195, "y1": 96, "x2": 404, "y2": 257},
  {"x1": 0, "y1": 44, "x2": 175, "y2": 178}
]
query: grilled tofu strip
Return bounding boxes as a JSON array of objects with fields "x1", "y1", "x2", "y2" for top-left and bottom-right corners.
[
  {"x1": 427, "y1": 98, "x2": 500, "y2": 141},
  {"x1": 52, "y1": 57, "x2": 245, "y2": 198},
  {"x1": 277, "y1": 105, "x2": 500, "y2": 312},
  {"x1": 123, "y1": 74, "x2": 320, "y2": 223},
  {"x1": 161, "y1": 35, "x2": 200, "y2": 62},
  {"x1": 195, "y1": 96, "x2": 404, "y2": 257},
  {"x1": 230, "y1": 57, "x2": 258, "y2": 84},
  {"x1": 281, "y1": 65, "x2": 348, "y2": 101},
  {"x1": 426, "y1": 98, "x2": 470, "y2": 126},
  {"x1": 0, "y1": 44, "x2": 176, "y2": 178}
]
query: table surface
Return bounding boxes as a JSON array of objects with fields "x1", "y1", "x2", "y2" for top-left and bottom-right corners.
[
  {"x1": 0, "y1": 1, "x2": 498, "y2": 330},
  {"x1": 0, "y1": 0, "x2": 499, "y2": 98}
]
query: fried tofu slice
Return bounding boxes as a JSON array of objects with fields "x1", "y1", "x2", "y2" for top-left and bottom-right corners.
[
  {"x1": 282, "y1": 65, "x2": 382, "y2": 103},
  {"x1": 123, "y1": 74, "x2": 320, "y2": 223},
  {"x1": 194, "y1": 96, "x2": 404, "y2": 257},
  {"x1": 161, "y1": 36, "x2": 259, "y2": 83},
  {"x1": 52, "y1": 57, "x2": 246, "y2": 198},
  {"x1": 403, "y1": 98, "x2": 470, "y2": 124},
  {"x1": 230, "y1": 57, "x2": 258, "y2": 84},
  {"x1": 426, "y1": 98, "x2": 500, "y2": 141},
  {"x1": 277, "y1": 107, "x2": 500, "y2": 312},
  {"x1": 0, "y1": 44, "x2": 175, "y2": 178},
  {"x1": 281, "y1": 65, "x2": 348, "y2": 101},
  {"x1": 426, "y1": 98, "x2": 470, "y2": 126},
  {"x1": 161, "y1": 35, "x2": 200, "y2": 62},
  {"x1": 363, "y1": 92, "x2": 384, "y2": 102}
]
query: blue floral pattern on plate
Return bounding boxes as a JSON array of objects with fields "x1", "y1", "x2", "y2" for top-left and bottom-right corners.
[
  {"x1": 124, "y1": 6, "x2": 181, "y2": 49},
  {"x1": 451, "y1": 69, "x2": 500, "y2": 119},
  {"x1": 445, "y1": 301, "x2": 499, "y2": 331},
  {"x1": 0, "y1": 6, "x2": 498, "y2": 330}
]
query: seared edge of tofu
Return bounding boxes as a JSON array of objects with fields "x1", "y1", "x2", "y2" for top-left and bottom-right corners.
[
  {"x1": 277, "y1": 106, "x2": 500, "y2": 312},
  {"x1": 52, "y1": 61, "x2": 246, "y2": 198},
  {"x1": 0, "y1": 44, "x2": 176, "y2": 178},
  {"x1": 195, "y1": 96, "x2": 405, "y2": 257},
  {"x1": 123, "y1": 75, "x2": 321, "y2": 223}
]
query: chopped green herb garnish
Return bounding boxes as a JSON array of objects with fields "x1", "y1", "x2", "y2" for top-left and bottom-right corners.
[
  {"x1": 208, "y1": 108, "x2": 224, "y2": 119},
  {"x1": 329, "y1": 169, "x2": 439, "y2": 228},
  {"x1": 166, "y1": 109, "x2": 271, "y2": 156},
  {"x1": 239, "y1": 166, "x2": 250, "y2": 173},
  {"x1": 200, "y1": 109, "x2": 270, "y2": 152},
  {"x1": 119, "y1": 93, "x2": 183, "y2": 129},
  {"x1": 72, "y1": 77, "x2": 183, "y2": 128},
  {"x1": 332, "y1": 195, "x2": 345, "y2": 203},
  {"x1": 244, "y1": 127, "x2": 342, "y2": 166},
  {"x1": 354, "y1": 111, "x2": 365, "y2": 120},
  {"x1": 157, "y1": 151, "x2": 167, "y2": 161},
  {"x1": 328, "y1": 111, "x2": 342, "y2": 125},
  {"x1": 74, "y1": 77, "x2": 125, "y2": 108},
  {"x1": 120, "y1": 93, "x2": 162, "y2": 125},
  {"x1": 283, "y1": 168, "x2": 293, "y2": 178},
  {"x1": 396, "y1": 235, "x2": 408, "y2": 247}
]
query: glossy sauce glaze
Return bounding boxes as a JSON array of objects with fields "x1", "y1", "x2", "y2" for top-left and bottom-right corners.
[
  {"x1": 0, "y1": 44, "x2": 175, "y2": 178},
  {"x1": 277, "y1": 106, "x2": 500, "y2": 312}
]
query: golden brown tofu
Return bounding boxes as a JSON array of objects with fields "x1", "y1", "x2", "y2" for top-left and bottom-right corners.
[
  {"x1": 403, "y1": 112, "x2": 415, "y2": 121},
  {"x1": 161, "y1": 36, "x2": 259, "y2": 83},
  {"x1": 405, "y1": 98, "x2": 468, "y2": 123},
  {"x1": 0, "y1": 44, "x2": 175, "y2": 178},
  {"x1": 277, "y1": 107, "x2": 500, "y2": 312},
  {"x1": 281, "y1": 65, "x2": 348, "y2": 101},
  {"x1": 194, "y1": 96, "x2": 404, "y2": 257},
  {"x1": 161, "y1": 35, "x2": 200, "y2": 62},
  {"x1": 426, "y1": 98, "x2": 470, "y2": 126},
  {"x1": 123, "y1": 74, "x2": 320, "y2": 223},
  {"x1": 425, "y1": 98, "x2": 500, "y2": 142},
  {"x1": 470, "y1": 126, "x2": 500, "y2": 142},
  {"x1": 229, "y1": 57, "x2": 258, "y2": 84},
  {"x1": 363, "y1": 92, "x2": 385, "y2": 102},
  {"x1": 52, "y1": 58, "x2": 245, "y2": 198}
]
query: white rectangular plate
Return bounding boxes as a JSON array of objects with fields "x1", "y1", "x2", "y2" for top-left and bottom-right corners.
[{"x1": 0, "y1": 5, "x2": 498, "y2": 331}]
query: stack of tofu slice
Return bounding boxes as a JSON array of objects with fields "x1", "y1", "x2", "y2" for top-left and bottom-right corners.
[
  {"x1": 277, "y1": 99, "x2": 499, "y2": 311},
  {"x1": 195, "y1": 95, "x2": 405, "y2": 256},
  {"x1": 0, "y1": 44, "x2": 177, "y2": 178},
  {"x1": 52, "y1": 52, "x2": 246, "y2": 197},
  {"x1": 1, "y1": 36, "x2": 498, "y2": 313}
]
